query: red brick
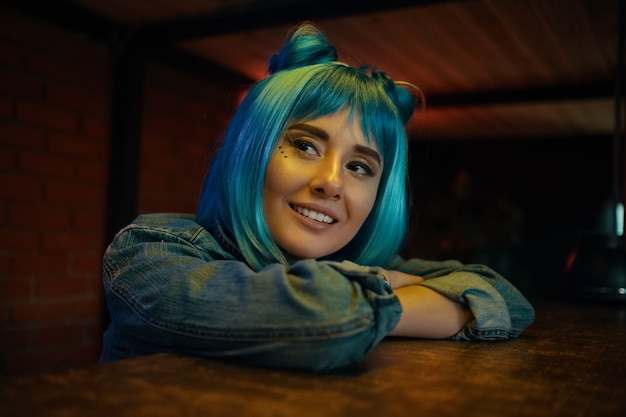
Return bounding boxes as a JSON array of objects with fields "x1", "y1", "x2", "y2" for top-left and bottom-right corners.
[
  {"x1": 44, "y1": 180, "x2": 98, "y2": 207},
  {"x1": 71, "y1": 298, "x2": 101, "y2": 319},
  {"x1": 0, "y1": 278, "x2": 32, "y2": 299},
  {"x1": 140, "y1": 170, "x2": 172, "y2": 190},
  {"x1": 176, "y1": 176, "x2": 203, "y2": 196},
  {"x1": 0, "y1": 67, "x2": 44, "y2": 98},
  {"x1": 83, "y1": 64, "x2": 112, "y2": 93},
  {"x1": 38, "y1": 277, "x2": 90, "y2": 298},
  {"x1": 76, "y1": 160, "x2": 107, "y2": 185},
  {"x1": 72, "y1": 254, "x2": 102, "y2": 272},
  {"x1": 11, "y1": 300, "x2": 67, "y2": 323},
  {"x1": 138, "y1": 194, "x2": 190, "y2": 214},
  {"x1": 0, "y1": 40, "x2": 25, "y2": 67},
  {"x1": 0, "y1": 122, "x2": 46, "y2": 149},
  {"x1": 3, "y1": 348, "x2": 65, "y2": 373},
  {"x1": 0, "y1": 303, "x2": 8, "y2": 326},
  {"x1": 41, "y1": 230, "x2": 92, "y2": 253},
  {"x1": 53, "y1": 31, "x2": 110, "y2": 70},
  {"x1": 9, "y1": 254, "x2": 66, "y2": 275},
  {"x1": 81, "y1": 115, "x2": 110, "y2": 141},
  {"x1": 0, "y1": 328, "x2": 31, "y2": 350},
  {"x1": 0, "y1": 7, "x2": 55, "y2": 49},
  {"x1": 26, "y1": 50, "x2": 86, "y2": 84},
  {"x1": 142, "y1": 152, "x2": 187, "y2": 173},
  {"x1": 0, "y1": 95, "x2": 13, "y2": 118},
  {"x1": 180, "y1": 97, "x2": 213, "y2": 118},
  {"x1": 32, "y1": 322, "x2": 84, "y2": 345},
  {"x1": 16, "y1": 101, "x2": 79, "y2": 132},
  {"x1": 141, "y1": 131, "x2": 175, "y2": 153},
  {"x1": 67, "y1": 343, "x2": 101, "y2": 366},
  {"x1": 145, "y1": 115, "x2": 192, "y2": 138},
  {"x1": 82, "y1": 276, "x2": 101, "y2": 294},
  {"x1": 187, "y1": 161, "x2": 206, "y2": 181},
  {"x1": 178, "y1": 139, "x2": 208, "y2": 160},
  {"x1": 0, "y1": 146, "x2": 15, "y2": 170},
  {"x1": 143, "y1": 88, "x2": 181, "y2": 114},
  {"x1": 47, "y1": 82, "x2": 102, "y2": 114},
  {"x1": 18, "y1": 150, "x2": 75, "y2": 179},
  {"x1": 0, "y1": 174, "x2": 42, "y2": 202},
  {"x1": 48, "y1": 133, "x2": 99, "y2": 159},
  {"x1": 8, "y1": 204, "x2": 71, "y2": 229},
  {"x1": 0, "y1": 254, "x2": 8, "y2": 273},
  {"x1": 73, "y1": 209, "x2": 105, "y2": 232},
  {"x1": 0, "y1": 230, "x2": 39, "y2": 251},
  {"x1": 85, "y1": 317, "x2": 103, "y2": 339},
  {"x1": 191, "y1": 119, "x2": 217, "y2": 142}
]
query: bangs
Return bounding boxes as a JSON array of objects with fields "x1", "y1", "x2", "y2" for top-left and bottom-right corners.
[{"x1": 285, "y1": 65, "x2": 404, "y2": 160}]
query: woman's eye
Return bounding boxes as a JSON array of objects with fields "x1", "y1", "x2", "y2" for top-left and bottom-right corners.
[
  {"x1": 348, "y1": 161, "x2": 374, "y2": 176},
  {"x1": 291, "y1": 138, "x2": 318, "y2": 155}
]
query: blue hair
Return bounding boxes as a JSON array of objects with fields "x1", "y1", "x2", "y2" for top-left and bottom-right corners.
[{"x1": 197, "y1": 23, "x2": 415, "y2": 270}]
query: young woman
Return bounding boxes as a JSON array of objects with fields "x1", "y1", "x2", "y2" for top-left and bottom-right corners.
[{"x1": 99, "y1": 23, "x2": 534, "y2": 372}]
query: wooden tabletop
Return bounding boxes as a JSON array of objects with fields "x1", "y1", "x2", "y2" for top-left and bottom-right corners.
[{"x1": 1, "y1": 298, "x2": 625, "y2": 417}]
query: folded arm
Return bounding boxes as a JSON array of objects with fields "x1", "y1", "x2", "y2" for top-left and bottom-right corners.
[
  {"x1": 389, "y1": 285, "x2": 473, "y2": 338},
  {"x1": 381, "y1": 269, "x2": 473, "y2": 338},
  {"x1": 100, "y1": 218, "x2": 402, "y2": 372},
  {"x1": 383, "y1": 257, "x2": 535, "y2": 341}
]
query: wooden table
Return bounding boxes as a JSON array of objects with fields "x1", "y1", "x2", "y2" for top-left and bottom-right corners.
[{"x1": 2, "y1": 298, "x2": 625, "y2": 417}]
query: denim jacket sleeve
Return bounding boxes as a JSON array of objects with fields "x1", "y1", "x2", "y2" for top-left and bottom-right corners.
[
  {"x1": 388, "y1": 256, "x2": 535, "y2": 340},
  {"x1": 100, "y1": 214, "x2": 401, "y2": 372}
]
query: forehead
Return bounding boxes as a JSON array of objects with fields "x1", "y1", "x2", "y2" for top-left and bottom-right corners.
[{"x1": 290, "y1": 109, "x2": 377, "y2": 148}]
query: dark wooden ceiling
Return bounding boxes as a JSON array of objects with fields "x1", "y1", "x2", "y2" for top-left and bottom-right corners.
[{"x1": 13, "y1": 0, "x2": 624, "y2": 140}]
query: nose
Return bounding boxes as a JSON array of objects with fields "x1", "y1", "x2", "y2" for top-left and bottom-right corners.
[{"x1": 310, "y1": 156, "x2": 343, "y2": 200}]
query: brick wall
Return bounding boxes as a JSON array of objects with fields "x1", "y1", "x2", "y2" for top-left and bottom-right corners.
[
  {"x1": 138, "y1": 63, "x2": 233, "y2": 214},
  {"x1": 0, "y1": 5, "x2": 235, "y2": 374}
]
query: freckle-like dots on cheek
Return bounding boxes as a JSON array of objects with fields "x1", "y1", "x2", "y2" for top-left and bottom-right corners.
[{"x1": 278, "y1": 146, "x2": 287, "y2": 158}]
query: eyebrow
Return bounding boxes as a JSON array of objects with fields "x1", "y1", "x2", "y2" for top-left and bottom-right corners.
[{"x1": 288, "y1": 123, "x2": 381, "y2": 166}]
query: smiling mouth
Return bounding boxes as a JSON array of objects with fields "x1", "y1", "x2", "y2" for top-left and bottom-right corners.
[{"x1": 290, "y1": 204, "x2": 337, "y2": 224}]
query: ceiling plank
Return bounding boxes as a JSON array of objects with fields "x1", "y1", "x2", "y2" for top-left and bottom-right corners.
[
  {"x1": 4, "y1": 0, "x2": 619, "y2": 107},
  {"x1": 135, "y1": 0, "x2": 460, "y2": 42}
]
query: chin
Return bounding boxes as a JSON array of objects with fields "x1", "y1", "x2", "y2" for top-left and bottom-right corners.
[
  {"x1": 290, "y1": 250, "x2": 330, "y2": 261},
  {"x1": 285, "y1": 245, "x2": 338, "y2": 261}
]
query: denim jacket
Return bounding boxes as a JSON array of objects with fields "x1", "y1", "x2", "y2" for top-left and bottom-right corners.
[{"x1": 100, "y1": 213, "x2": 534, "y2": 372}]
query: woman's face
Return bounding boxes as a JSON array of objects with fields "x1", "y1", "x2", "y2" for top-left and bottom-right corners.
[{"x1": 263, "y1": 109, "x2": 382, "y2": 260}]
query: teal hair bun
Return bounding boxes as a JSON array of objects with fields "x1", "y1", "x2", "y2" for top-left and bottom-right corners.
[{"x1": 267, "y1": 22, "x2": 338, "y2": 74}]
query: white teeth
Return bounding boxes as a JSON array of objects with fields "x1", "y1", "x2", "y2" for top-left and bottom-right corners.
[{"x1": 292, "y1": 205, "x2": 335, "y2": 224}]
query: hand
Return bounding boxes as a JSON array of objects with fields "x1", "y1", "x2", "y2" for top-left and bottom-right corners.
[{"x1": 381, "y1": 269, "x2": 424, "y2": 290}]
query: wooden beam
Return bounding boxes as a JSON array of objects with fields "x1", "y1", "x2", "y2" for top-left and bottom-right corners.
[
  {"x1": 135, "y1": 0, "x2": 457, "y2": 43},
  {"x1": 427, "y1": 81, "x2": 616, "y2": 108}
]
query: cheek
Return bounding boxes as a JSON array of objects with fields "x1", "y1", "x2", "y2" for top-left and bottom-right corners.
[
  {"x1": 363, "y1": 192, "x2": 378, "y2": 220},
  {"x1": 350, "y1": 181, "x2": 380, "y2": 223},
  {"x1": 264, "y1": 156, "x2": 300, "y2": 199}
]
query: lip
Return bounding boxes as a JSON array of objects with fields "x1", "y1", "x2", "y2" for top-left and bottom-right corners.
[{"x1": 289, "y1": 203, "x2": 340, "y2": 229}]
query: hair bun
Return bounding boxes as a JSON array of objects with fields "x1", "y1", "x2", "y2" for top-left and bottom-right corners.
[
  {"x1": 267, "y1": 22, "x2": 338, "y2": 74},
  {"x1": 393, "y1": 82, "x2": 421, "y2": 124},
  {"x1": 369, "y1": 70, "x2": 419, "y2": 125}
]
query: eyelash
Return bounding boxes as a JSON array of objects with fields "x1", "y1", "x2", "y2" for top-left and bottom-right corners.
[
  {"x1": 286, "y1": 135, "x2": 376, "y2": 177},
  {"x1": 348, "y1": 161, "x2": 375, "y2": 177},
  {"x1": 289, "y1": 137, "x2": 318, "y2": 155}
]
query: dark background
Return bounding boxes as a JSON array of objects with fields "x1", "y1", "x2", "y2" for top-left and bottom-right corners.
[{"x1": 404, "y1": 135, "x2": 613, "y2": 295}]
